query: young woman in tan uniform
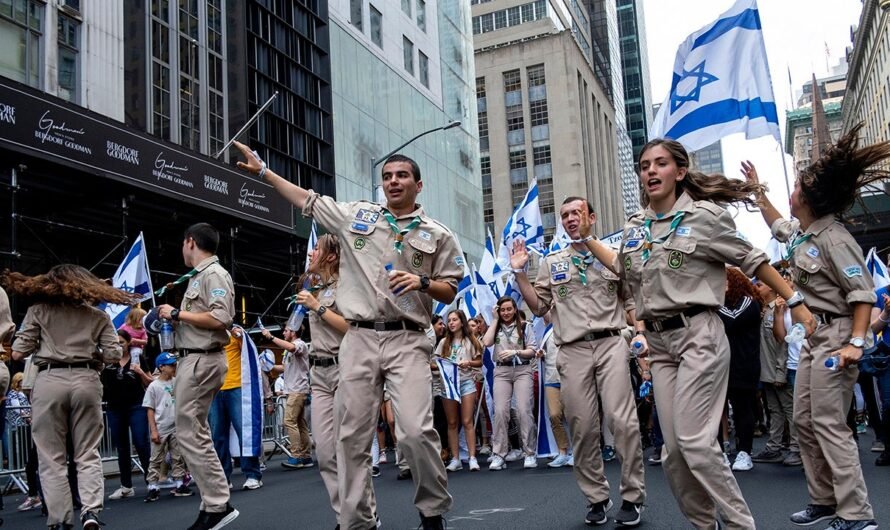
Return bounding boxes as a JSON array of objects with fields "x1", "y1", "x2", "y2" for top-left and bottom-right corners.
[
  {"x1": 583, "y1": 139, "x2": 813, "y2": 530},
  {"x1": 744, "y1": 125, "x2": 886, "y2": 530},
  {"x1": 4, "y1": 265, "x2": 136, "y2": 530}
]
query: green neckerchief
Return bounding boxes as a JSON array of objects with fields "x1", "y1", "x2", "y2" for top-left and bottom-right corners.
[
  {"x1": 381, "y1": 208, "x2": 422, "y2": 254},
  {"x1": 784, "y1": 233, "x2": 813, "y2": 261},
  {"x1": 570, "y1": 250, "x2": 594, "y2": 286},
  {"x1": 285, "y1": 279, "x2": 330, "y2": 309},
  {"x1": 642, "y1": 211, "x2": 686, "y2": 264},
  {"x1": 154, "y1": 267, "x2": 199, "y2": 297}
]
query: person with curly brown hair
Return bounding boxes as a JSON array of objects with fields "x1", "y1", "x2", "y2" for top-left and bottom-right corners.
[
  {"x1": 744, "y1": 124, "x2": 886, "y2": 530},
  {"x1": 4, "y1": 264, "x2": 136, "y2": 530}
]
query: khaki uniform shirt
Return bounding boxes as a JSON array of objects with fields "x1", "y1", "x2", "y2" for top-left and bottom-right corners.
[
  {"x1": 308, "y1": 280, "x2": 343, "y2": 358},
  {"x1": 533, "y1": 246, "x2": 629, "y2": 345},
  {"x1": 302, "y1": 192, "x2": 465, "y2": 328},
  {"x1": 176, "y1": 255, "x2": 235, "y2": 350},
  {"x1": 492, "y1": 321, "x2": 538, "y2": 360},
  {"x1": 0, "y1": 286, "x2": 15, "y2": 353},
  {"x1": 758, "y1": 301, "x2": 786, "y2": 383},
  {"x1": 12, "y1": 303, "x2": 121, "y2": 364},
  {"x1": 771, "y1": 215, "x2": 876, "y2": 314},
  {"x1": 618, "y1": 192, "x2": 769, "y2": 320}
]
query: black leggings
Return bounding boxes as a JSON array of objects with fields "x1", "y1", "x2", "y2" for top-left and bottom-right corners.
[{"x1": 727, "y1": 387, "x2": 757, "y2": 454}]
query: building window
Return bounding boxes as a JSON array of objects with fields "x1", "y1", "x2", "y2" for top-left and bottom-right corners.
[
  {"x1": 401, "y1": 0, "x2": 411, "y2": 16},
  {"x1": 403, "y1": 36, "x2": 414, "y2": 75},
  {"x1": 418, "y1": 51, "x2": 429, "y2": 87},
  {"x1": 416, "y1": 0, "x2": 426, "y2": 32},
  {"x1": 370, "y1": 4, "x2": 383, "y2": 48},
  {"x1": 509, "y1": 148, "x2": 528, "y2": 208},
  {"x1": 481, "y1": 155, "x2": 493, "y2": 230},
  {"x1": 57, "y1": 14, "x2": 79, "y2": 102},
  {"x1": 504, "y1": 69, "x2": 522, "y2": 93},
  {"x1": 506, "y1": 104, "x2": 523, "y2": 132},
  {"x1": 472, "y1": 0, "x2": 547, "y2": 35},
  {"x1": 477, "y1": 77, "x2": 489, "y2": 152},
  {"x1": 350, "y1": 0, "x2": 363, "y2": 30},
  {"x1": 0, "y1": 0, "x2": 43, "y2": 88},
  {"x1": 151, "y1": 1, "x2": 172, "y2": 140}
]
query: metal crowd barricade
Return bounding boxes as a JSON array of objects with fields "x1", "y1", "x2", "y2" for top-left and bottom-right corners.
[{"x1": 262, "y1": 394, "x2": 292, "y2": 460}]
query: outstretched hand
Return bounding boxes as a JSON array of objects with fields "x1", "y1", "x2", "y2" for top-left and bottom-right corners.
[
  {"x1": 510, "y1": 239, "x2": 529, "y2": 270},
  {"x1": 234, "y1": 141, "x2": 263, "y2": 176},
  {"x1": 579, "y1": 200, "x2": 593, "y2": 238},
  {"x1": 740, "y1": 160, "x2": 759, "y2": 186}
]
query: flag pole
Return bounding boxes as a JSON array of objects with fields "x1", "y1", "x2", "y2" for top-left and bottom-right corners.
[{"x1": 140, "y1": 232, "x2": 158, "y2": 308}]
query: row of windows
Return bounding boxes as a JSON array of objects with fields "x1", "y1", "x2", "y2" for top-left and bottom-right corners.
[
  {"x1": 349, "y1": 1, "x2": 429, "y2": 88},
  {"x1": 471, "y1": 0, "x2": 547, "y2": 35}
]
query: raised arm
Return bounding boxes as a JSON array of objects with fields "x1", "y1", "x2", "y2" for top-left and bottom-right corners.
[
  {"x1": 578, "y1": 200, "x2": 619, "y2": 274},
  {"x1": 741, "y1": 161, "x2": 784, "y2": 230},
  {"x1": 482, "y1": 307, "x2": 499, "y2": 347},
  {"x1": 510, "y1": 240, "x2": 544, "y2": 315},
  {"x1": 234, "y1": 141, "x2": 310, "y2": 209}
]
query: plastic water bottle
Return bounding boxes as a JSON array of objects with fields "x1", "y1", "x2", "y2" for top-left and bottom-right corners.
[
  {"x1": 785, "y1": 323, "x2": 806, "y2": 345},
  {"x1": 630, "y1": 340, "x2": 645, "y2": 357},
  {"x1": 159, "y1": 320, "x2": 175, "y2": 351},
  {"x1": 385, "y1": 263, "x2": 415, "y2": 312},
  {"x1": 639, "y1": 380, "x2": 653, "y2": 399},
  {"x1": 825, "y1": 355, "x2": 841, "y2": 371},
  {"x1": 286, "y1": 305, "x2": 306, "y2": 334}
]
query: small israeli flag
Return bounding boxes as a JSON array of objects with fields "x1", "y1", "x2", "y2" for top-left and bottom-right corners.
[
  {"x1": 498, "y1": 180, "x2": 545, "y2": 268},
  {"x1": 866, "y1": 247, "x2": 889, "y2": 289},
  {"x1": 103, "y1": 232, "x2": 155, "y2": 328},
  {"x1": 305, "y1": 219, "x2": 318, "y2": 272},
  {"x1": 436, "y1": 357, "x2": 461, "y2": 402}
]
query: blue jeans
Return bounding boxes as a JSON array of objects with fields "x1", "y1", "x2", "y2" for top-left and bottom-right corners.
[
  {"x1": 209, "y1": 387, "x2": 262, "y2": 481},
  {"x1": 106, "y1": 404, "x2": 152, "y2": 488},
  {"x1": 787, "y1": 368, "x2": 797, "y2": 388}
]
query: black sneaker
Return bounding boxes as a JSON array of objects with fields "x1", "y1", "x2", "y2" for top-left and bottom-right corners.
[
  {"x1": 790, "y1": 504, "x2": 836, "y2": 526},
  {"x1": 876, "y1": 451, "x2": 890, "y2": 466},
  {"x1": 81, "y1": 510, "x2": 102, "y2": 530},
  {"x1": 173, "y1": 484, "x2": 194, "y2": 497},
  {"x1": 824, "y1": 517, "x2": 879, "y2": 530},
  {"x1": 371, "y1": 465, "x2": 381, "y2": 477},
  {"x1": 614, "y1": 500, "x2": 643, "y2": 527},
  {"x1": 419, "y1": 513, "x2": 445, "y2": 530},
  {"x1": 187, "y1": 504, "x2": 240, "y2": 530},
  {"x1": 145, "y1": 489, "x2": 160, "y2": 503},
  {"x1": 585, "y1": 499, "x2": 613, "y2": 526},
  {"x1": 397, "y1": 468, "x2": 412, "y2": 481},
  {"x1": 751, "y1": 448, "x2": 784, "y2": 463}
]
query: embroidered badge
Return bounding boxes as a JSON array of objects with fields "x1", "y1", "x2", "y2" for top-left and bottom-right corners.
[
  {"x1": 806, "y1": 246, "x2": 820, "y2": 259},
  {"x1": 355, "y1": 209, "x2": 380, "y2": 224},
  {"x1": 354, "y1": 237, "x2": 366, "y2": 250},
  {"x1": 351, "y1": 222, "x2": 370, "y2": 232},
  {"x1": 668, "y1": 250, "x2": 683, "y2": 269},
  {"x1": 627, "y1": 227, "x2": 645, "y2": 240},
  {"x1": 624, "y1": 256, "x2": 633, "y2": 270},
  {"x1": 607, "y1": 282, "x2": 616, "y2": 293},
  {"x1": 419, "y1": 230, "x2": 432, "y2": 241},
  {"x1": 799, "y1": 270, "x2": 810, "y2": 286},
  {"x1": 625, "y1": 239, "x2": 641, "y2": 249},
  {"x1": 675, "y1": 227, "x2": 692, "y2": 237},
  {"x1": 550, "y1": 261, "x2": 570, "y2": 274},
  {"x1": 455, "y1": 256, "x2": 465, "y2": 267},
  {"x1": 323, "y1": 289, "x2": 333, "y2": 298},
  {"x1": 843, "y1": 265, "x2": 862, "y2": 278},
  {"x1": 210, "y1": 288, "x2": 227, "y2": 297},
  {"x1": 557, "y1": 286, "x2": 569, "y2": 299},
  {"x1": 412, "y1": 251, "x2": 424, "y2": 269},
  {"x1": 191, "y1": 280, "x2": 200, "y2": 289},
  {"x1": 552, "y1": 273, "x2": 568, "y2": 282}
]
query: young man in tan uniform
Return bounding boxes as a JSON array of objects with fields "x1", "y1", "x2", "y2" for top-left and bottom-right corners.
[
  {"x1": 511, "y1": 197, "x2": 646, "y2": 527},
  {"x1": 158, "y1": 223, "x2": 238, "y2": 530},
  {"x1": 233, "y1": 141, "x2": 462, "y2": 530}
]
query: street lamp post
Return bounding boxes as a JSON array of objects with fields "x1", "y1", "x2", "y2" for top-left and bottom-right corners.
[{"x1": 369, "y1": 120, "x2": 462, "y2": 201}]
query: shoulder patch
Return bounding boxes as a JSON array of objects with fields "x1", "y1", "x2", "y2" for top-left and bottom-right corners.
[
  {"x1": 454, "y1": 256, "x2": 465, "y2": 267},
  {"x1": 210, "y1": 288, "x2": 228, "y2": 297},
  {"x1": 843, "y1": 265, "x2": 862, "y2": 278}
]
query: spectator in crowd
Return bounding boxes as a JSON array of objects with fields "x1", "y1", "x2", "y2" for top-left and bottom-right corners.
[
  {"x1": 870, "y1": 288, "x2": 890, "y2": 466},
  {"x1": 119, "y1": 307, "x2": 148, "y2": 362},
  {"x1": 143, "y1": 352, "x2": 191, "y2": 502},
  {"x1": 7, "y1": 372, "x2": 41, "y2": 512},
  {"x1": 539, "y1": 313, "x2": 571, "y2": 468},
  {"x1": 100, "y1": 329, "x2": 153, "y2": 500}
]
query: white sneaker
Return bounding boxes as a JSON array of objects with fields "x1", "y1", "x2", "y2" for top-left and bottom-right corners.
[
  {"x1": 567, "y1": 454, "x2": 574, "y2": 466},
  {"x1": 379, "y1": 451, "x2": 388, "y2": 464},
  {"x1": 523, "y1": 455, "x2": 538, "y2": 469},
  {"x1": 108, "y1": 486, "x2": 134, "y2": 500},
  {"x1": 479, "y1": 445, "x2": 492, "y2": 456},
  {"x1": 548, "y1": 454, "x2": 570, "y2": 468},
  {"x1": 732, "y1": 451, "x2": 753, "y2": 471},
  {"x1": 468, "y1": 457, "x2": 480, "y2": 471},
  {"x1": 445, "y1": 458, "x2": 463, "y2": 472},
  {"x1": 242, "y1": 478, "x2": 264, "y2": 490},
  {"x1": 505, "y1": 449, "x2": 523, "y2": 462},
  {"x1": 488, "y1": 455, "x2": 506, "y2": 470}
]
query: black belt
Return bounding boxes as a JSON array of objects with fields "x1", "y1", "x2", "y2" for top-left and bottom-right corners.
[
  {"x1": 578, "y1": 329, "x2": 622, "y2": 342},
  {"x1": 351, "y1": 320, "x2": 424, "y2": 333},
  {"x1": 814, "y1": 312, "x2": 848, "y2": 326},
  {"x1": 309, "y1": 355, "x2": 338, "y2": 368},
  {"x1": 645, "y1": 305, "x2": 710, "y2": 333},
  {"x1": 495, "y1": 358, "x2": 532, "y2": 367},
  {"x1": 178, "y1": 348, "x2": 222, "y2": 357},
  {"x1": 38, "y1": 361, "x2": 92, "y2": 372}
]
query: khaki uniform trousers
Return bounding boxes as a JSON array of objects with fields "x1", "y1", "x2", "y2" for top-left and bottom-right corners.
[
  {"x1": 31, "y1": 367, "x2": 104, "y2": 526},
  {"x1": 794, "y1": 317, "x2": 873, "y2": 520},
  {"x1": 174, "y1": 352, "x2": 230, "y2": 513},
  {"x1": 337, "y1": 327, "x2": 452, "y2": 529},
  {"x1": 762, "y1": 383, "x2": 798, "y2": 454},
  {"x1": 646, "y1": 311, "x2": 755, "y2": 530},
  {"x1": 147, "y1": 433, "x2": 187, "y2": 484},
  {"x1": 558, "y1": 336, "x2": 646, "y2": 505},
  {"x1": 491, "y1": 363, "x2": 536, "y2": 457},
  {"x1": 285, "y1": 392, "x2": 311, "y2": 458}
]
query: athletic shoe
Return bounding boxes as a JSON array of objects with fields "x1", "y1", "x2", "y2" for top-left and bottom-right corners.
[
  {"x1": 281, "y1": 456, "x2": 304, "y2": 469},
  {"x1": 722, "y1": 441, "x2": 731, "y2": 454},
  {"x1": 602, "y1": 445, "x2": 616, "y2": 462},
  {"x1": 108, "y1": 486, "x2": 134, "y2": 500},
  {"x1": 585, "y1": 499, "x2": 613, "y2": 526},
  {"x1": 17, "y1": 496, "x2": 42, "y2": 511},
  {"x1": 523, "y1": 455, "x2": 538, "y2": 469},
  {"x1": 145, "y1": 489, "x2": 161, "y2": 503},
  {"x1": 567, "y1": 454, "x2": 574, "y2": 466},
  {"x1": 823, "y1": 517, "x2": 879, "y2": 530},
  {"x1": 242, "y1": 478, "x2": 263, "y2": 490},
  {"x1": 751, "y1": 448, "x2": 784, "y2": 463},
  {"x1": 187, "y1": 503, "x2": 239, "y2": 530},
  {"x1": 419, "y1": 513, "x2": 446, "y2": 530},
  {"x1": 488, "y1": 455, "x2": 506, "y2": 471},
  {"x1": 300, "y1": 457, "x2": 315, "y2": 468},
  {"x1": 784, "y1": 452, "x2": 803, "y2": 467},
  {"x1": 397, "y1": 468, "x2": 412, "y2": 480},
  {"x1": 446, "y1": 458, "x2": 463, "y2": 472},
  {"x1": 468, "y1": 457, "x2": 480, "y2": 471},
  {"x1": 548, "y1": 454, "x2": 570, "y2": 468},
  {"x1": 227, "y1": 482, "x2": 233, "y2": 490},
  {"x1": 871, "y1": 440, "x2": 885, "y2": 453},
  {"x1": 790, "y1": 504, "x2": 836, "y2": 526},
  {"x1": 505, "y1": 449, "x2": 523, "y2": 462},
  {"x1": 647, "y1": 450, "x2": 663, "y2": 466},
  {"x1": 614, "y1": 500, "x2": 643, "y2": 527},
  {"x1": 81, "y1": 510, "x2": 102, "y2": 530},
  {"x1": 723, "y1": 453, "x2": 730, "y2": 467},
  {"x1": 479, "y1": 445, "x2": 492, "y2": 456},
  {"x1": 732, "y1": 451, "x2": 753, "y2": 471},
  {"x1": 371, "y1": 465, "x2": 381, "y2": 477},
  {"x1": 173, "y1": 484, "x2": 194, "y2": 497},
  {"x1": 875, "y1": 451, "x2": 890, "y2": 466},
  {"x1": 379, "y1": 451, "x2": 388, "y2": 464}
]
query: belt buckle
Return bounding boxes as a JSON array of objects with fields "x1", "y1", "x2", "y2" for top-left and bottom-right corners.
[
  {"x1": 650, "y1": 320, "x2": 664, "y2": 333},
  {"x1": 373, "y1": 321, "x2": 387, "y2": 332}
]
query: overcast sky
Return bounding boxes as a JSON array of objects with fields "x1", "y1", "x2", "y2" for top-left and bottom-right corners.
[{"x1": 641, "y1": 0, "x2": 864, "y2": 249}]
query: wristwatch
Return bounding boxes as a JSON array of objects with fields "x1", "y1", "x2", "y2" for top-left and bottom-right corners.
[
  {"x1": 419, "y1": 274, "x2": 431, "y2": 292},
  {"x1": 170, "y1": 308, "x2": 180, "y2": 321},
  {"x1": 315, "y1": 306, "x2": 328, "y2": 316},
  {"x1": 849, "y1": 336, "x2": 865, "y2": 348}
]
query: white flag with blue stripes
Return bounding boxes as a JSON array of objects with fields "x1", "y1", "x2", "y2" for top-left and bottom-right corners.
[
  {"x1": 239, "y1": 329, "x2": 265, "y2": 457},
  {"x1": 650, "y1": 0, "x2": 780, "y2": 151},
  {"x1": 436, "y1": 357, "x2": 462, "y2": 402},
  {"x1": 473, "y1": 264, "x2": 500, "y2": 326},
  {"x1": 498, "y1": 180, "x2": 545, "y2": 269},
  {"x1": 866, "y1": 247, "x2": 889, "y2": 289},
  {"x1": 103, "y1": 232, "x2": 155, "y2": 328},
  {"x1": 304, "y1": 219, "x2": 319, "y2": 272}
]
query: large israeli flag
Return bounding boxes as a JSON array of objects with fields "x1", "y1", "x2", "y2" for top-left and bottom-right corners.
[
  {"x1": 239, "y1": 330, "x2": 265, "y2": 457},
  {"x1": 866, "y1": 248, "x2": 889, "y2": 290},
  {"x1": 304, "y1": 219, "x2": 318, "y2": 272},
  {"x1": 650, "y1": 0, "x2": 780, "y2": 151},
  {"x1": 479, "y1": 229, "x2": 505, "y2": 296},
  {"x1": 104, "y1": 232, "x2": 155, "y2": 328},
  {"x1": 472, "y1": 264, "x2": 499, "y2": 326},
  {"x1": 498, "y1": 180, "x2": 545, "y2": 269}
]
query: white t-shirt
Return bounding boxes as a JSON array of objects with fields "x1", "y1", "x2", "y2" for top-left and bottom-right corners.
[
  {"x1": 143, "y1": 377, "x2": 177, "y2": 437},
  {"x1": 274, "y1": 376, "x2": 285, "y2": 395},
  {"x1": 784, "y1": 310, "x2": 801, "y2": 371}
]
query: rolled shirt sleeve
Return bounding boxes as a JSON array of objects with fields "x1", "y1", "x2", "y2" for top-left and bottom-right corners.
[
  {"x1": 827, "y1": 241, "x2": 877, "y2": 307},
  {"x1": 770, "y1": 218, "x2": 799, "y2": 244},
  {"x1": 302, "y1": 191, "x2": 351, "y2": 236},
  {"x1": 204, "y1": 270, "x2": 235, "y2": 328},
  {"x1": 11, "y1": 308, "x2": 39, "y2": 355},
  {"x1": 524, "y1": 322, "x2": 539, "y2": 351},
  {"x1": 96, "y1": 313, "x2": 123, "y2": 363},
  {"x1": 430, "y1": 230, "x2": 464, "y2": 296},
  {"x1": 705, "y1": 210, "x2": 769, "y2": 277}
]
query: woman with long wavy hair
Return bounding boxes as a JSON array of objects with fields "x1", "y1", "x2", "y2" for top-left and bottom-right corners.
[
  {"x1": 4, "y1": 264, "x2": 137, "y2": 530},
  {"x1": 744, "y1": 124, "x2": 886, "y2": 530}
]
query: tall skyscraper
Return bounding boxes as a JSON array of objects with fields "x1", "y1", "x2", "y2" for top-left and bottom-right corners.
[{"x1": 616, "y1": 0, "x2": 653, "y2": 163}]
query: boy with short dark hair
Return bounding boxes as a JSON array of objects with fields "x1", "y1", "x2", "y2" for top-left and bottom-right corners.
[{"x1": 143, "y1": 352, "x2": 191, "y2": 502}]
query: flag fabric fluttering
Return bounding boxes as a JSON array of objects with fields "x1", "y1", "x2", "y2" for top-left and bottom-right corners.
[
  {"x1": 536, "y1": 357, "x2": 560, "y2": 458},
  {"x1": 304, "y1": 219, "x2": 318, "y2": 272},
  {"x1": 103, "y1": 232, "x2": 155, "y2": 328},
  {"x1": 497, "y1": 180, "x2": 545, "y2": 269},
  {"x1": 479, "y1": 229, "x2": 505, "y2": 296},
  {"x1": 649, "y1": 0, "x2": 780, "y2": 152},
  {"x1": 866, "y1": 247, "x2": 889, "y2": 290},
  {"x1": 436, "y1": 358, "x2": 462, "y2": 402},
  {"x1": 473, "y1": 264, "x2": 500, "y2": 326},
  {"x1": 239, "y1": 330, "x2": 265, "y2": 457}
]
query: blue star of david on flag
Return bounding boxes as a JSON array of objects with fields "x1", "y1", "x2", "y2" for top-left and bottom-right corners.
[
  {"x1": 498, "y1": 180, "x2": 545, "y2": 269},
  {"x1": 670, "y1": 61, "x2": 719, "y2": 114},
  {"x1": 511, "y1": 217, "x2": 533, "y2": 239}
]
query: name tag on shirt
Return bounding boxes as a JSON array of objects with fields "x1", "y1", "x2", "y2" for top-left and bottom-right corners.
[
  {"x1": 625, "y1": 239, "x2": 641, "y2": 249},
  {"x1": 355, "y1": 209, "x2": 380, "y2": 224},
  {"x1": 551, "y1": 261, "x2": 569, "y2": 274}
]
